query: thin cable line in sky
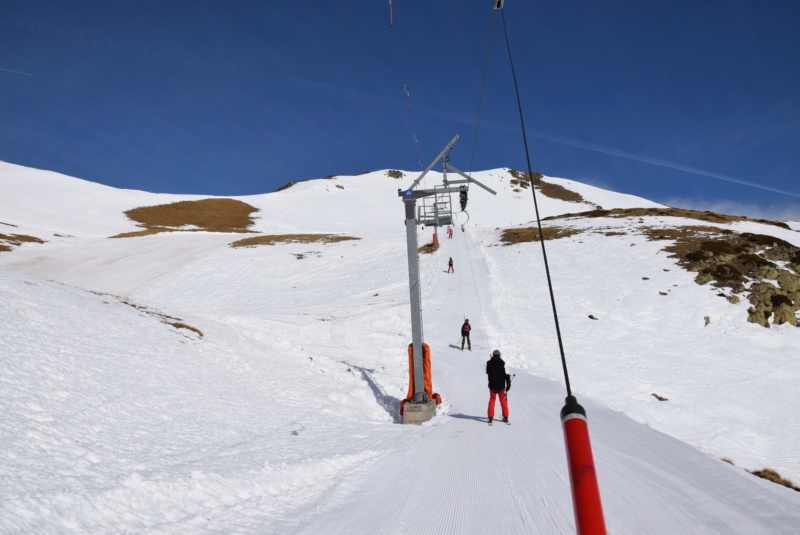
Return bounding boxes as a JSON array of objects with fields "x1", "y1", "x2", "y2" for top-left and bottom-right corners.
[
  {"x1": 422, "y1": 106, "x2": 799, "y2": 199},
  {"x1": 0, "y1": 66, "x2": 32, "y2": 76},
  {"x1": 533, "y1": 132, "x2": 800, "y2": 200}
]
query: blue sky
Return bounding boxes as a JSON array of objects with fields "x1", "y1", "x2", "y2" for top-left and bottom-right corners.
[{"x1": 2, "y1": 1, "x2": 799, "y2": 219}]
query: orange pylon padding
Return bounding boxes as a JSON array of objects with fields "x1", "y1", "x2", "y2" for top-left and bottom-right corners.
[
  {"x1": 432, "y1": 232, "x2": 439, "y2": 246},
  {"x1": 406, "y1": 343, "x2": 433, "y2": 401}
]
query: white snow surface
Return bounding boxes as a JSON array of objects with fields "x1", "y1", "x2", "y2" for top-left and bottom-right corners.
[{"x1": 1, "y1": 160, "x2": 799, "y2": 533}]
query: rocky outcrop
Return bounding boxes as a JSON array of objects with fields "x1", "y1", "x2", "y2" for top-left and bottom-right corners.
[{"x1": 665, "y1": 232, "x2": 800, "y2": 328}]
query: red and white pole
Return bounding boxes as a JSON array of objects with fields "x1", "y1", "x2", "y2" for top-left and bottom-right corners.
[{"x1": 561, "y1": 396, "x2": 607, "y2": 535}]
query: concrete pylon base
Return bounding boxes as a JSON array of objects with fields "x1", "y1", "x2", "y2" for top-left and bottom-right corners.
[{"x1": 402, "y1": 400, "x2": 437, "y2": 425}]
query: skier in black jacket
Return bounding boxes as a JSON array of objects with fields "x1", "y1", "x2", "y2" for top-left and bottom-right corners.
[
  {"x1": 460, "y1": 319, "x2": 471, "y2": 351},
  {"x1": 486, "y1": 349, "x2": 510, "y2": 424}
]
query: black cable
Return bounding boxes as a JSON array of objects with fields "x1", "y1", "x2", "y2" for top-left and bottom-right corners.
[
  {"x1": 500, "y1": 9, "x2": 573, "y2": 397},
  {"x1": 468, "y1": 7, "x2": 497, "y2": 177}
]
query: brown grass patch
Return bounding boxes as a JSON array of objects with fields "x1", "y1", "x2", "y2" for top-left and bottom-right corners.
[
  {"x1": 275, "y1": 174, "x2": 350, "y2": 191},
  {"x1": 641, "y1": 225, "x2": 727, "y2": 243},
  {"x1": 508, "y1": 170, "x2": 588, "y2": 204},
  {"x1": 167, "y1": 322, "x2": 204, "y2": 338},
  {"x1": 111, "y1": 198, "x2": 259, "y2": 238},
  {"x1": 274, "y1": 181, "x2": 301, "y2": 192},
  {"x1": 230, "y1": 233, "x2": 360, "y2": 248},
  {"x1": 0, "y1": 232, "x2": 46, "y2": 252},
  {"x1": 387, "y1": 170, "x2": 404, "y2": 179},
  {"x1": 111, "y1": 229, "x2": 180, "y2": 239},
  {"x1": 500, "y1": 226, "x2": 583, "y2": 245},
  {"x1": 92, "y1": 292, "x2": 203, "y2": 339},
  {"x1": 656, "y1": 228, "x2": 800, "y2": 280},
  {"x1": 750, "y1": 468, "x2": 800, "y2": 492},
  {"x1": 546, "y1": 207, "x2": 791, "y2": 229}
]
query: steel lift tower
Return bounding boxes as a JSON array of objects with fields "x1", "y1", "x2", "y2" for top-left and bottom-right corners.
[{"x1": 398, "y1": 135, "x2": 496, "y2": 424}]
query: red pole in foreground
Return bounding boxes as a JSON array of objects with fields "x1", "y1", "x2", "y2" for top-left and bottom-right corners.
[{"x1": 561, "y1": 396, "x2": 607, "y2": 535}]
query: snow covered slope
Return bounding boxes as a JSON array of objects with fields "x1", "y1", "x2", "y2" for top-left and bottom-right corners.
[{"x1": 1, "y1": 161, "x2": 799, "y2": 533}]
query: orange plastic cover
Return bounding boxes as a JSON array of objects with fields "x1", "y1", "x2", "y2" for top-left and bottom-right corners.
[{"x1": 406, "y1": 343, "x2": 433, "y2": 400}]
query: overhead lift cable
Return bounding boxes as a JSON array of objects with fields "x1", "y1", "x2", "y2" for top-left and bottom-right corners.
[
  {"x1": 451, "y1": 221, "x2": 467, "y2": 320},
  {"x1": 468, "y1": 7, "x2": 498, "y2": 177},
  {"x1": 458, "y1": 228, "x2": 492, "y2": 350},
  {"x1": 497, "y1": 4, "x2": 607, "y2": 534},
  {"x1": 451, "y1": 7, "x2": 498, "y2": 351},
  {"x1": 498, "y1": 11, "x2": 571, "y2": 399}
]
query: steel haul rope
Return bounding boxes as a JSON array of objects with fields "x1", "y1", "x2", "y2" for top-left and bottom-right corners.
[
  {"x1": 451, "y1": 223, "x2": 467, "y2": 321},
  {"x1": 459, "y1": 228, "x2": 491, "y2": 350},
  {"x1": 499, "y1": 7, "x2": 572, "y2": 396},
  {"x1": 497, "y1": 5, "x2": 607, "y2": 532},
  {"x1": 469, "y1": 7, "x2": 497, "y2": 178}
]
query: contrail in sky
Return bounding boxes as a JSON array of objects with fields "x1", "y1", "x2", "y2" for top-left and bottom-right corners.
[
  {"x1": 533, "y1": 132, "x2": 800, "y2": 200},
  {"x1": 430, "y1": 107, "x2": 800, "y2": 200},
  {"x1": 0, "y1": 66, "x2": 32, "y2": 76}
]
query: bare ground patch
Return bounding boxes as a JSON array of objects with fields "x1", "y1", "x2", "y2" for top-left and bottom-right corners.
[
  {"x1": 498, "y1": 203, "x2": 800, "y2": 327},
  {"x1": 110, "y1": 198, "x2": 259, "y2": 238},
  {"x1": 750, "y1": 468, "x2": 800, "y2": 492},
  {"x1": 650, "y1": 228, "x2": 800, "y2": 327},
  {"x1": 499, "y1": 226, "x2": 583, "y2": 245},
  {"x1": 540, "y1": 207, "x2": 800, "y2": 327},
  {"x1": 275, "y1": 172, "x2": 368, "y2": 192},
  {"x1": 230, "y1": 234, "x2": 360, "y2": 248},
  {"x1": 0, "y1": 232, "x2": 46, "y2": 252},
  {"x1": 508, "y1": 169, "x2": 592, "y2": 205},
  {"x1": 93, "y1": 292, "x2": 203, "y2": 339},
  {"x1": 274, "y1": 179, "x2": 313, "y2": 192},
  {"x1": 545, "y1": 207, "x2": 792, "y2": 229}
]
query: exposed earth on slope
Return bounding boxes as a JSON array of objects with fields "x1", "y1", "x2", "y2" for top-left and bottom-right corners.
[{"x1": 500, "y1": 206, "x2": 800, "y2": 328}]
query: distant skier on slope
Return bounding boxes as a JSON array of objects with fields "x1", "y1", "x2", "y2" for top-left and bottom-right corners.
[
  {"x1": 447, "y1": 257, "x2": 454, "y2": 273},
  {"x1": 448, "y1": 227, "x2": 453, "y2": 239},
  {"x1": 486, "y1": 349, "x2": 511, "y2": 424},
  {"x1": 461, "y1": 319, "x2": 471, "y2": 351}
]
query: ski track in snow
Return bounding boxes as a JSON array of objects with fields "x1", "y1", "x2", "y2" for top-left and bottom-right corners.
[{"x1": 1, "y1": 163, "x2": 800, "y2": 532}]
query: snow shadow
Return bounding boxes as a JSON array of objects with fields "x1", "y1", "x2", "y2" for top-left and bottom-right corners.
[
  {"x1": 448, "y1": 413, "x2": 488, "y2": 423},
  {"x1": 350, "y1": 365, "x2": 402, "y2": 423}
]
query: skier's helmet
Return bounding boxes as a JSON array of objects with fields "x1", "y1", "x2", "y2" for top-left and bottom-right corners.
[{"x1": 492, "y1": 349, "x2": 501, "y2": 357}]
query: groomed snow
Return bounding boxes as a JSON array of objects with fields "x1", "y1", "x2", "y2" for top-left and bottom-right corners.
[{"x1": 1, "y1": 161, "x2": 799, "y2": 533}]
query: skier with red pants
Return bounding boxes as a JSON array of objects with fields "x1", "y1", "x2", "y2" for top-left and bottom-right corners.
[{"x1": 486, "y1": 349, "x2": 511, "y2": 424}]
